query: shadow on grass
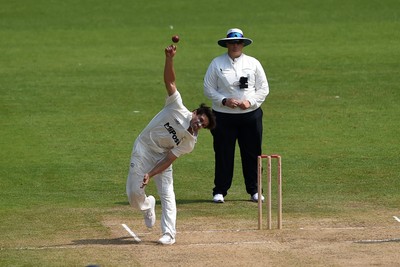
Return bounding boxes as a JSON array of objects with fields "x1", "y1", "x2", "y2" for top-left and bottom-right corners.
[
  {"x1": 41, "y1": 237, "x2": 144, "y2": 249},
  {"x1": 67, "y1": 237, "x2": 160, "y2": 246},
  {"x1": 115, "y1": 199, "x2": 250, "y2": 206},
  {"x1": 71, "y1": 236, "x2": 137, "y2": 246}
]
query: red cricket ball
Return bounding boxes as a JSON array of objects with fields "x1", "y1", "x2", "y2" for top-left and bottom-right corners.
[{"x1": 172, "y1": 35, "x2": 180, "y2": 43}]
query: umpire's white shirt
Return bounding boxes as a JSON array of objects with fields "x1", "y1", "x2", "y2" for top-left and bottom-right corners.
[{"x1": 204, "y1": 53, "x2": 269, "y2": 113}]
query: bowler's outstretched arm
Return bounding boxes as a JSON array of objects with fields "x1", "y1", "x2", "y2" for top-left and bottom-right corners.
[{"x1": 164, "y1": 45, "x2": 177, "y2": 96}]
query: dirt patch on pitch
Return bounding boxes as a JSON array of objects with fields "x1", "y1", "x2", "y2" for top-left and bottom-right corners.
[{"x1": 101, "y1": 210, "x2": 400, "y2": 266}]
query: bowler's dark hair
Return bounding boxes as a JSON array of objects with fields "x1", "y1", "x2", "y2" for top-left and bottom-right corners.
[{"x1": 194, "y1": 103, "x2": 216, "y2": 130}]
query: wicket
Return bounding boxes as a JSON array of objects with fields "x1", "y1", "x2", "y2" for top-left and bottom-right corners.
[{"x1": 257, "y1": 154, "x2": 282, "y2": 230}]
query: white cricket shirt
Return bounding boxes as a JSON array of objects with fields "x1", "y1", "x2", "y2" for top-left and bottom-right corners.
[
  {"x1": 137, "y1": 90, "x2": 196, "y2": 158},
  {"x1": 204, "y1": 53, "x2": 269, "y2": 113}
]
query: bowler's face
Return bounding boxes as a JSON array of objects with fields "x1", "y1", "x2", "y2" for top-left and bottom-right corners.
[{"x1": 190, "y1": 113, "x2": 209, "y2": 132}]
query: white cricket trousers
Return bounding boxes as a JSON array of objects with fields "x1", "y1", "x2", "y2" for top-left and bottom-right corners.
[{"x1": 126, "y1": 139, "x2": 177, "y2": 238}]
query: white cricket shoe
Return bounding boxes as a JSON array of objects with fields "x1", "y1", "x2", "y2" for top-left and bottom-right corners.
[
  {"x1": 213, "y1": 194, "x2": 224, "y2": 203},
  {"x1": 251, "y1": 193, "x2": 265, "y2": 202},
  {"x1": 158, "y1": 233, "x2": 176, "y2": 245},
  {"x1": 143, "y1": 195, "x2": 156, "y2": 228}
]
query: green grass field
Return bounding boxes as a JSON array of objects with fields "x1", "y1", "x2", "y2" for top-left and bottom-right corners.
[{"x1": 1, "y1": 0, "x2": 399, "y2": 266}]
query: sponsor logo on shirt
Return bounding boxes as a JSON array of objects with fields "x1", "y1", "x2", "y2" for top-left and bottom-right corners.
[{"x1": 164, "y1": 122, "x2": 181, "y2": 146}]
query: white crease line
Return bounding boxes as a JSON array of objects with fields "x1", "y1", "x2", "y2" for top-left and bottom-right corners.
[
  {"x1": 393, "y1": 216, "x2": 400, "y2": 223},
  {"x1": 1, "y1": 246, "x2": 80, "y2": 251},
  {"x1": 121, "y1": 224, "x2": 141, "y2": 242},
  {"x1": 1, "y1": 240, "x2": 273, "y2": 250},
  {"x1": 354, "y1": 238, "x2": 400, "y2": 244},
  {"x1": 177, "y1": 229, "x2": 257, "y2": 234},
  {"x1": 300, "y1": 227, "x2": 366, "y2": 230},
  {"x1": 187, "y1": 240, "x2": 272, "y2": 247}
]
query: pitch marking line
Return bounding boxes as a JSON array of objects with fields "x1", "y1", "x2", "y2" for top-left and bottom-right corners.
[
  {"x1": 300, "y1": 227, "x2": 365, "y2": 230},
  {"x1": 393, "y1": 216, "x2": 400, "y2": 223},
  {"x1": 1, "y1": 240, "x2": 273, "y2": 250},
  {"x1": 354, "y1": 238, "x2": 400, "y2": 244},
  {"x1": 187, "y1": 240, "x2": 272, "y2": 247},
  {"x1": 121, "y1": 224, "x2": 141, "y2": 242}
]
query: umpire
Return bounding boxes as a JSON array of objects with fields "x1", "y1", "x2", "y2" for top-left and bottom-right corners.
[{"x1": 203, "y1": 28, "x2": 270, "y2": 203}]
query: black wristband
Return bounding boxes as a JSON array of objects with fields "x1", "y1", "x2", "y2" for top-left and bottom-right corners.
[{"x1": 222, "y1": 98, "x2": 227, "y2": 106}]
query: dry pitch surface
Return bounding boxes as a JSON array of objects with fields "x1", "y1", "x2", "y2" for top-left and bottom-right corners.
[{"x1": 11, "y1": 209, "x2": 399, "y2": 266}]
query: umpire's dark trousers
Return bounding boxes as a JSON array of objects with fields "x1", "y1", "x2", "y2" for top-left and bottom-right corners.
[{"x1": 211, "y1": 108, "x2": 263, "y2": 197}]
